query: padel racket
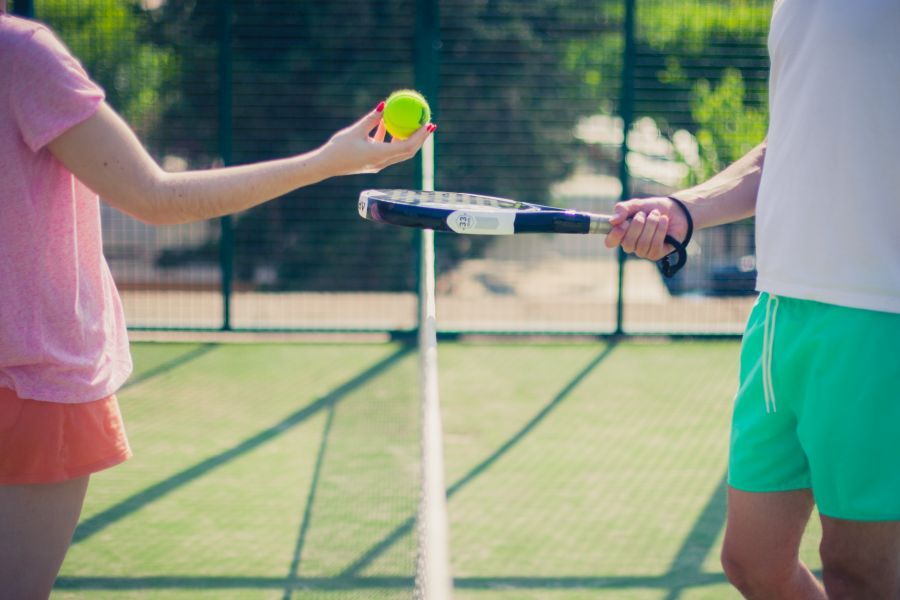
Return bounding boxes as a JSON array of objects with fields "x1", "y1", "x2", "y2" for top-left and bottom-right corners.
[{"x1": 358, "y1": 189, "x2": 688, "y2": 277}]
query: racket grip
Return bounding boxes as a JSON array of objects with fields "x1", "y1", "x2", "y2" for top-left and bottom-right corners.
[{"x1": 588, "y1": 215, "x2": 613, "y2": 234}]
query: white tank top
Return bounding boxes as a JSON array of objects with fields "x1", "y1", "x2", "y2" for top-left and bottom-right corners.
[{"x1": 755, "y1": 0, "x2": 900, "y2": 313}]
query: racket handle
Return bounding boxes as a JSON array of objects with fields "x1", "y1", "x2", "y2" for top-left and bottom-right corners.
[
  {"x1": 587, "y1": 215, "x2": 613, "y2": 234},
  {"x1": 514, "y1": 211, "x2": 613, "y2": 234}
]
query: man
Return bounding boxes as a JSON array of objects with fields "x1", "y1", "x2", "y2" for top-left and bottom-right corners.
[{"x1": 605, "y1": 1, "x2": 900, "y2": 598}]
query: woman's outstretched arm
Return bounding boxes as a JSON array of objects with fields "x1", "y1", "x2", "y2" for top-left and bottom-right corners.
[{"x1": 48, "y1": 101, "x2": 434, "y2": 225}]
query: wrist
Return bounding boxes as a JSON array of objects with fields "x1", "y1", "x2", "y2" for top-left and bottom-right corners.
[
  {"x1": 666, "y1": 195, "x2": 694, "y2": 246},
  {"x1": 668, "y1": 191, "x2": 711, "y2": 230},
  {"x1": 300, "y1": 146, "x2": 340, "y2": 183}
]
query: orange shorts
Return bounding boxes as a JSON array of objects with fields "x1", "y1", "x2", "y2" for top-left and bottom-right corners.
[{"x1": 0, "y1": 388, "x2": 131, "y2": 485}]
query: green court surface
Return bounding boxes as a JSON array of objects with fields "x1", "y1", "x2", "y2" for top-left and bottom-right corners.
[{"x1": 53, "y1": 340, "x2": 822, "y2": 599}]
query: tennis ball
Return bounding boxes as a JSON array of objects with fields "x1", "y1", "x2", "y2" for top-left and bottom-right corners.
[{"x1": 382, "y1": 89, "x2": 431, "y2": 140}]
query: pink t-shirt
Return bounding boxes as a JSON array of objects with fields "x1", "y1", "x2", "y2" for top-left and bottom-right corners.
[{"x1": 0, "y1": 14, "x2": 132, "y2": 403}]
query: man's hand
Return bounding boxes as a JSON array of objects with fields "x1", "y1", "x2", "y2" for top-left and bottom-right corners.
[{"x1": 604, "y1": 196, "x2": 692, "y2": 261}]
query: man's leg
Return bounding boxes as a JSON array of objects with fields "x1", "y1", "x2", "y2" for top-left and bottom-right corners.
[
  {"x1": 0, "y1": 476, "x2": 90, "y2": 600},
  {"x1": 721, "y1": 487, "x2": 825, "y2": 599},
  {"x1": 819, "y1": 517, "x2": 900, "y2": 599}
]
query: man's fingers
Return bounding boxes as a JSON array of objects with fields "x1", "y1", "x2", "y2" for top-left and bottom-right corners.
[
  {"x1": 604, "y1": 223, "x2": 628, "y2": 249},
  {"x1": 620, "y1": 211, "x2": 647, "y2": 254},
  {"x1": 609, "y1": 203, "x2": 637, "y2": 226},
  {"x1": 634, "y1": 210, "x2": 660, "y2": 257},
  {"x1": 648, "y1": 214, "x2": 671, "y2": 260}
]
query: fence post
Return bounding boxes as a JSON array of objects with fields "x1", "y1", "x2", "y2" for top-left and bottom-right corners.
[
  {"x1": 12, "y1": 0, "x2": 34, "y2": 17},
  {"x1": 218, "y1": 0, "x2": 234, "y2": 331},
  {"x1": 615, "y1": 0, "x2": 636, "y2": 336},
  {"x1": 10, "y1": 0, "x2": 34, "y2": 19}
]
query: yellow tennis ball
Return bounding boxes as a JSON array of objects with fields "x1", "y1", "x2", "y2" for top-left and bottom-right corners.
[{"x1": 383, "y1": 90, "x2": 431, "y2": 140}]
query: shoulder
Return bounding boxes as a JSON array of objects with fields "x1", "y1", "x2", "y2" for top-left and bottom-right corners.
[
  {"x1": 0, "y1": 14, "x2": 97, "y2": 106},
  {"x1": 0, "y1": 14, "x2": 76, "y2": 75},
  {"x1": 0, "y1": 14, "x2": 48, "y2": 53}
]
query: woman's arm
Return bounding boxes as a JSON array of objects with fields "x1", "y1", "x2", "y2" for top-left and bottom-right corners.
[
  {"x1": 604, "y1": 140, "x2": 766, "y2": 260},
  {"x1": 48, "y1": 102, "x2": 433, "y2": 225}
]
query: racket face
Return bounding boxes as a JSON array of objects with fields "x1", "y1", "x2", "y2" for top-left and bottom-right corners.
[
  {"x1": 362, "y1": 189, "x2": 544, "y2": 211},
  {"x1": 358, "y1": 189, "x2": 614, "y2": 236},
  {"x1": 360, "y1": 190, "x2": 507, "y2": 234},
  {"x1": 359, "y1": 189, "x2": 553, "y2": 235}
]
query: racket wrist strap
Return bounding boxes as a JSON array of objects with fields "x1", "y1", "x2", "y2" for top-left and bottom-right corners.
[
  {"x1": 667, "y1": 196, "x2": 694, "y2": 247},
  {"x1": 656, "y1": 196, "x2": 694, "y2": 278}
]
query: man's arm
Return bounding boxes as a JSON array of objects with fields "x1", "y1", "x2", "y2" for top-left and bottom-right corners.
[
  {"x1": 605, "y1": 140, "x2": 766, "y2": 261},
  {"x1": 48, "y1": 102, "x2": 432, "y2": 225}
]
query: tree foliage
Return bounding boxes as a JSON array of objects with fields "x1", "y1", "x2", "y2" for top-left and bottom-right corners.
[
  {"x1": 37, "y1": 0, "x2": 772, "y2": 291},
  {"x1": 691, "y1": 68, "x2": 767, "y2": 179},
  {"x1": 39, "y1": 0, "x2": 177, "y2": 130},
  {"x1": 567, "y1": 0, "x2": 771, "y2": 181}
]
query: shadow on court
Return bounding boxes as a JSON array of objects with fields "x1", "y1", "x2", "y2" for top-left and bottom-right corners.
[
  {"x1": 58, "y1": 340, "x2": 735, "y2": 598},
  {"x1": 339, "y1": 341, "x2": 621, "y2": 579},
  {"x1": 120, "y1": 343, "x2": 219, "y2": 391},
  {"x1": 69, "y1": 344, "x2": 413, "y2": 546}
]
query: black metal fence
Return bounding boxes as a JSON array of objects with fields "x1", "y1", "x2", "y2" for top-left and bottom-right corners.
[{"x1": 15, "y1": 0, "x2": 771, "y2": 336}]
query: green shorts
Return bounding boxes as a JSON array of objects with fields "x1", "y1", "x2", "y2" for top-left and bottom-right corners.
[{"x1": 728, "y1": 292, "x2": 900, "y2": 521}]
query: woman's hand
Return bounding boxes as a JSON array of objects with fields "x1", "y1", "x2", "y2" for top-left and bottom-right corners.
[
  {"x1": 604, "y1": 196, "x2": 692, "y2": 261},
  {"x1": 316, "y1": 103, "x2": 435, "y2": 177}
]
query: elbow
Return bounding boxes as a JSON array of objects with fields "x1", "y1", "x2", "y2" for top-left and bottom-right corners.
[
  {"x1": 108, "y1": 194, "x2": 177, "y2": 226},
  {"x1": 137, "y1": 213, "x2": 180, "y2": 227},
  {"x1": 137, "y1": 208, "x2": 187, "y2": 227},
  {"x1": 115, "y1": 174, "x2": 193, "y2": 226},
  {"x1": 122, "y1": 201, "x2": 169, "y2": 225}
]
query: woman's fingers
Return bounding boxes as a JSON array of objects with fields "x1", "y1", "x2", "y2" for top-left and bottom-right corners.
[
  {"x1": 373, "y1": 120, "x2": 386, "y2": 143},
  {"x1": 352, "y1": 101, "x2": 386, "y2": 137},
  {"x1": 380, "y1": 123, "x2": 435, "y2": 166}
]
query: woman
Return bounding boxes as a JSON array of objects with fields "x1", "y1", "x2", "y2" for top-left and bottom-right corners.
[{"x1": 0, "y1": 5, "x2": 434, "y2": 598}]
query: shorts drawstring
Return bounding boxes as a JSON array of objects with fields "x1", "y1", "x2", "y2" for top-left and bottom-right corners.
[{"x1": 762, "y1": 294, "x2": 780, "y2": 413}]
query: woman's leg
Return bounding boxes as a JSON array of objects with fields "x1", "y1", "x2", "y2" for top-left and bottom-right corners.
[{"x1": 0, "y1": 476, "x2": 90, "y2": 600}]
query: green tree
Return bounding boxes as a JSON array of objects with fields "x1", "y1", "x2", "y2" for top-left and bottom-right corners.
[
  {"x1": 38, "y1": 0, "x2": 177, "y2": 132},
  {"x1": 691, "y1": 68, "x2": 767, "y2": 180},
  {"x1": 41, "y1": 1, "x2": 773, "y2": 291},
  {"x1": 143, "y1": 0, "x2": 612, "y2": 290},
  {"x1": 567, "y1": 0, "x2": 771, "y2": 184}
]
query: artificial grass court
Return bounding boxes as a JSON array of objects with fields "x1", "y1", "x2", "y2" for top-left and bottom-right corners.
[{"x1": 53, "y1": 340, "x2": 823, "y2": 599}]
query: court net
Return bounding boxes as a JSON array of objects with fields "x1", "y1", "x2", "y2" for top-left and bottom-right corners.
[{"x1": 414, "y1": 138, "x2": 454, "y2": 599}]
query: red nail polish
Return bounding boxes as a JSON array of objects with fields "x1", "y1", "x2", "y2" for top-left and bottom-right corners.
[
  {"x1": 428, "y1": 123, "x2": 437, "y2": 132},
  {"x1": 375, "y1": 101, "x2": 385, "y2": 112}
]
